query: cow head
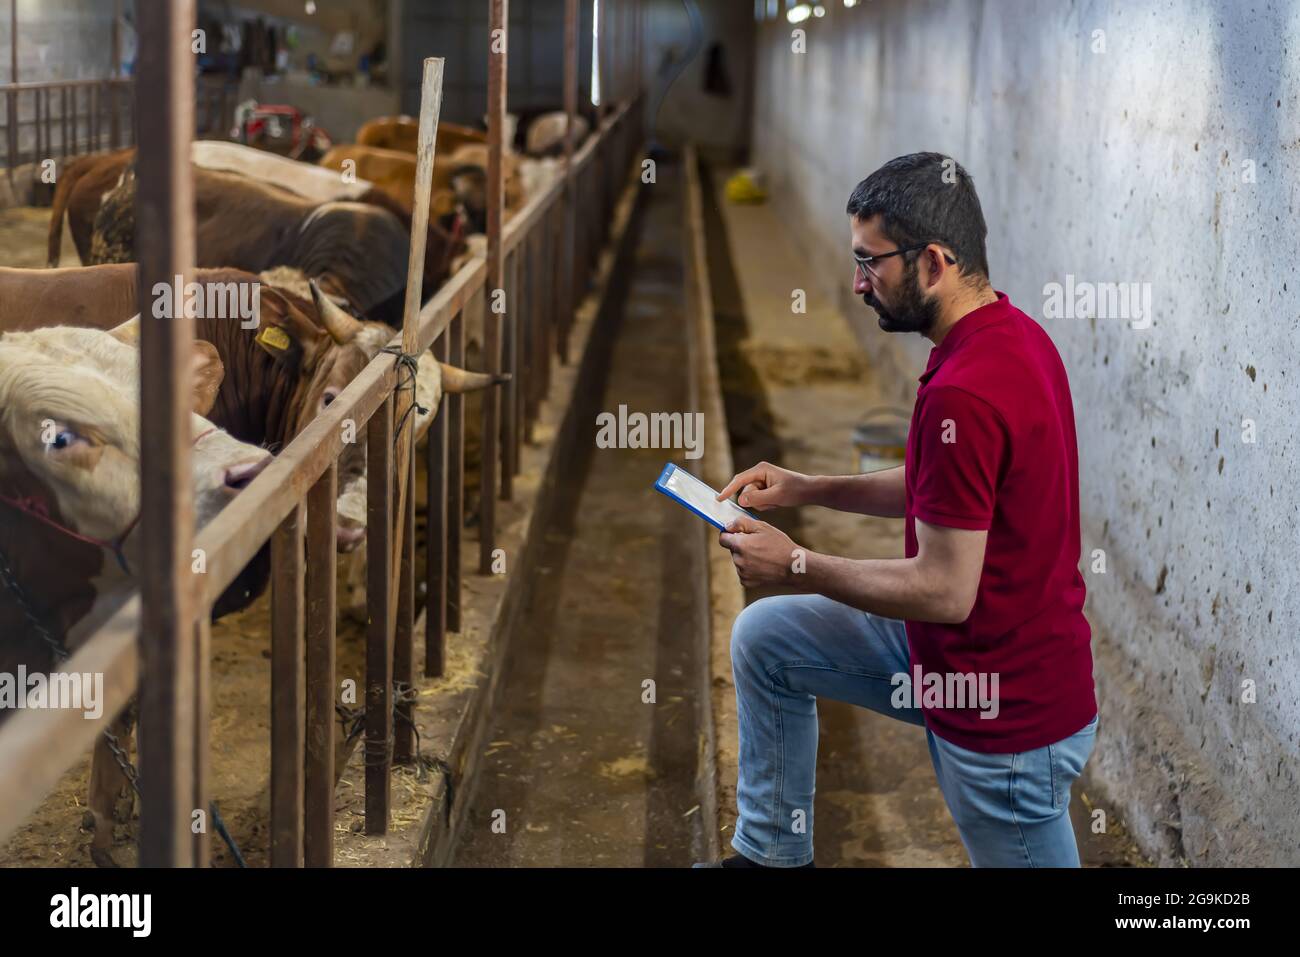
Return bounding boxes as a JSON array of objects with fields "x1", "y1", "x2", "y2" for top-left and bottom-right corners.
[{"x1": 0, "y1": 326, "x2": 272, "y2": 567}]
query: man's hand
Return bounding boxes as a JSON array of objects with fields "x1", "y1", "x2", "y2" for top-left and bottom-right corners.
[
  {"x1": 717, "y1": 461, "x2": 811, "y2": 511},
  {"x1": 718, "y1": 515, "x2": 804, "y2": 589}
]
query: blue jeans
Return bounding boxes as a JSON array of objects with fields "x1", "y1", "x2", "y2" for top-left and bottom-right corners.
[{"x1": 729, "y1": 593, "x2": 1099, "y2": 867}]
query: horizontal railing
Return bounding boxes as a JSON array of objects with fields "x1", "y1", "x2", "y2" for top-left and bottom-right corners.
[{"x1": 0, "y1": 74, "x2": 237, "y2": 173}]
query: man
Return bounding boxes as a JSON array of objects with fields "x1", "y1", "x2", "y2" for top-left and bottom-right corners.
[{"x1": 700, "y1": 153, "x2": 1097, "y2": 869}]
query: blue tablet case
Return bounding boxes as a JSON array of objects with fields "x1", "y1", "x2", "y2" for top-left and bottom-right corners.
[{"x1": 653, "y1": 462, "x2": 753, "y2": 531}]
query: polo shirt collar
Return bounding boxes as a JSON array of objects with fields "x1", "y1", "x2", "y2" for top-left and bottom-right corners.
[{"x1": 919, "y1": 290, "x2": 1011, "y2": 384}]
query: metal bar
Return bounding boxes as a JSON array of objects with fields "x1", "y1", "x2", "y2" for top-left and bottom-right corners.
[
  {"x1": 510, "y1": 246, "x2": 525, "y2": 463},
  {"x1": 541, "y1": 206, "x2": 557, "y2": 396},
  {"x1": 523, "y1": 229, "x2": 539, "y2": 438},
  {"x1": 393, "y1": 444, "x2": 416, "y2": 763},
  {"x1": 366, "y1": 394, "x2": 394, "y2": 834},
  {"x1": 501, "y1": 246, "x2": 517, "y2": 494},
  {"x1": 304, "y1": 462, "x2": 337, "y2": 867},
  {"x1": 388, "y1": 57, "x2": 444, "y2": 620},
  {"x1": 558, "y1": 0, "x2": 578, "y2": 365},
  {"x1": 192, "y1": 615, "x2": 211, "y2": 867},
  {"x1": 426, "y1": 329, "x2": 449, "y2": 677},
  {"x1": 446, "y1": 308, "x2": 465, "y2": 634},
  {"x1": 135, "y1": 0, "x2": 199, "y2": 869},
  {"x1": 7, "y1": 0, "x2": 14, "y2": 176},
  {"x1": 481, "y1": 0, "x2": 508, "y2": 569},
  {"x1": 60, "y1": 86, "x2": 66, "y2": 159},
  {"x1": 270, "y1": 502, "x2": 305, "y2": 868}
]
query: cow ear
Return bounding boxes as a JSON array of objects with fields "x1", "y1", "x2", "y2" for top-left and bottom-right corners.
[
  {"x1": 256, "y1": 287, "x2": 327, "y2": 365},
  {"x1": 191, "y1": 341, "x2": 225, "y2": 416}
]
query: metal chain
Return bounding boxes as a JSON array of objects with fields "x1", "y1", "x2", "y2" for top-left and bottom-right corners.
[{"x1": 0, "y1": 542, "x2": 71, "y2": 663}]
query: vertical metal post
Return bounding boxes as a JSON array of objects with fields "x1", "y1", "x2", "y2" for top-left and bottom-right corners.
[
  {"x1": 304, "y1": 464, "x2": 337, "y2": 867},
  {"x1": 135, "y1": 0, "x2": 199, "y2": 869},
  {"x1": 558, "y1": 0, "x2": 578, "y2": 364},
  {"x1": 446, "y1": 309, "x2": 466, "y2": 634},
  {"x1": 270, "y1": 503, "x2": 306, "y2": 867},
  {"x1": 8, "y1": 0, "x2": 17, "y2": 180},
  {"x1": 426, "y1": 331, "x2": 450, "y2": 677},
  {"x1": 366, "y1": 396, "x2": 394, "y2": 834},
  {"x1": 481, "y1": 0, "x2": 508, "y2": 571}
]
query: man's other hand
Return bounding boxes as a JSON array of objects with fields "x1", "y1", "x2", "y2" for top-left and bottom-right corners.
[{"x1": 719, "y1": 515, "x2": 803, "y2": 589}]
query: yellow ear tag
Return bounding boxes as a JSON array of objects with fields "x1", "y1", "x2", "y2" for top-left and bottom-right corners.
[{"x1": 257, "y1": 325, "x2": 291, "y2": 351}]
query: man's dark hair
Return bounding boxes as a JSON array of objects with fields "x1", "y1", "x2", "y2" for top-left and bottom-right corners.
[{"x1": 845, "y1": 152, "x2": 990, "y2": 281}]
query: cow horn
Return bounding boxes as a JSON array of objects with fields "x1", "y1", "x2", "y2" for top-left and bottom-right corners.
[
  {"x1": 439, "y1": 361, "x2": 510, "y2": 394},
  {"x1": 309, "y1": 278, "x2": 363, "y2": 345}
]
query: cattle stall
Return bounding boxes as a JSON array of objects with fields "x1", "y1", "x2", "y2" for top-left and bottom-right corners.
[{"x1": 0, "y1": 0, "x2": 645, "y2": 868}]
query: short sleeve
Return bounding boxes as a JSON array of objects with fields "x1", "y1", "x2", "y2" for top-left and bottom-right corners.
[{"x1": 910, "y1": 385, "x2": 1007, "y2": 530}]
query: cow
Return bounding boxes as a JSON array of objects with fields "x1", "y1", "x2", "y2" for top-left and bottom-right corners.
[
  {"x1": 0, "y1": 264, "x2": 506, "y2": 551},
  {"x1": 317, "y1": 142, "x2": 526, "y2": 235},
  {"x1": 356, "y1": 116, "x2": 487, "y2": 157},
  {"x1": 190, "y1": 140, "x2": 376, "y2": 204},
  {"x1": 522, "y1": 111, "x2": 590, "y2": 156},
  {"x1": 48, "y1": 152, "x2": 465, "y2": 324},
  {"x1": 0, "y1": 323, "x2": 273, "y2": 866},
  {"x1": 45, "y1": 148, "x2": 135, "y2": 267}
]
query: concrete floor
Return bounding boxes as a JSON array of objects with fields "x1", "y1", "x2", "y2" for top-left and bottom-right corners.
[
  {"x1": 701, "y1": 167, "x2": 1147, "y2": 868},
  {"x1": 452, "y1": 161, "x2": 709, "y2": 866}
]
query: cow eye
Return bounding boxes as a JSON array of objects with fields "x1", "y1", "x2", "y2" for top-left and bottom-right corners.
[
  {"x1": 321, "y1": 389, "x2": 339, "y2": 409},
  {"x1": 45, "y1": 427, "x2": 87, "y2": 452}
]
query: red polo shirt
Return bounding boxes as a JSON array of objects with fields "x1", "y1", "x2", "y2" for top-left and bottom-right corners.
[{"x1": 904, "y1": 291, "x2": 1096, "y2": 753}]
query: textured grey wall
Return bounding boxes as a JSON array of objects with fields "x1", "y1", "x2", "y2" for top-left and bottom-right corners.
[{"x1": 751, "y1": 0, "x2": 1299, "y2": 866}]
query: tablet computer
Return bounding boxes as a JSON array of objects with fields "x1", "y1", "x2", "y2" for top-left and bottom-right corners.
[{"x1": 654, "y1": 462, "x2": 754, "y2": 531}]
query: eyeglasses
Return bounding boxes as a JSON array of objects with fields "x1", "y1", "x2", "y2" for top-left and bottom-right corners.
[{"x1": 854, "y1": 243, "x2": 957, "y2": 279}]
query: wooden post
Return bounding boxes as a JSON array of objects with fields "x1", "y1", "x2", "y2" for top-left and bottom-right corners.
[
  {"x1": 134, "y1": 0, "x2": 200, "y2": 869},
  {"x1": 481, "y1": 0, "x2": 507, "y2": 571},
  {"x1": 270, "y1": 503, "x2": 306, "y2": 868},
  {"x1": 389, "y1": 57, "x2": 443, "y2": 616},
  {"x1": 366, "y1": 396, "x2": 394, "y2": 834},
  {"x1": 304, "y1": 464, "x2": 337, "y2": 867},
  {"x1": 558, "y1": 0, "x2": 578, "y2": 364}
]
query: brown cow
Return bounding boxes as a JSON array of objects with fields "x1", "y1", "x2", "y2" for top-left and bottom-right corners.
[
  {"x1": 0, "y1": 323, "x2": 272, "y2": 865},
  {"x1": 356, "y1": 116, "x2": 487, "y2": 156},
  {"x1": 318, "y1": 142, "x2": 525, "y2": 235},
  {"x1": 49, "y1": 151, "x2": 465, "y2": 326},
  {"x1": 45, "y1": 148, "x2": 135, "y2": 267}
]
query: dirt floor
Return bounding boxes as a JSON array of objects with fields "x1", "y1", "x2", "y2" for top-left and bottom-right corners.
[
  {"x1": 701, "y1": 167, "x2": 1150, "y2": 867},
  {"x1": 452, "y1": 159, "x2": 709, "y2": 867}
]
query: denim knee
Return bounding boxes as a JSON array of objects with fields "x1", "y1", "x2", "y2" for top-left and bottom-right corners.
[{"x1": 729, "y1": 595, "x2": 791, "y2": 674}]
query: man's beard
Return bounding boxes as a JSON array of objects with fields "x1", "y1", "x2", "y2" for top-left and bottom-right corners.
[{"x1": 864, "y1": 260, "x2": 939, "y2": 334}]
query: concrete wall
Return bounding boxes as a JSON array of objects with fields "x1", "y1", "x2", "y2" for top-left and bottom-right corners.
[
  {"x1": 751, "y1": 0, "x2": 1300, "y2": 866},
  {"x1": 641, "y1": 0, "x2": 754, "y2": 162}
]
